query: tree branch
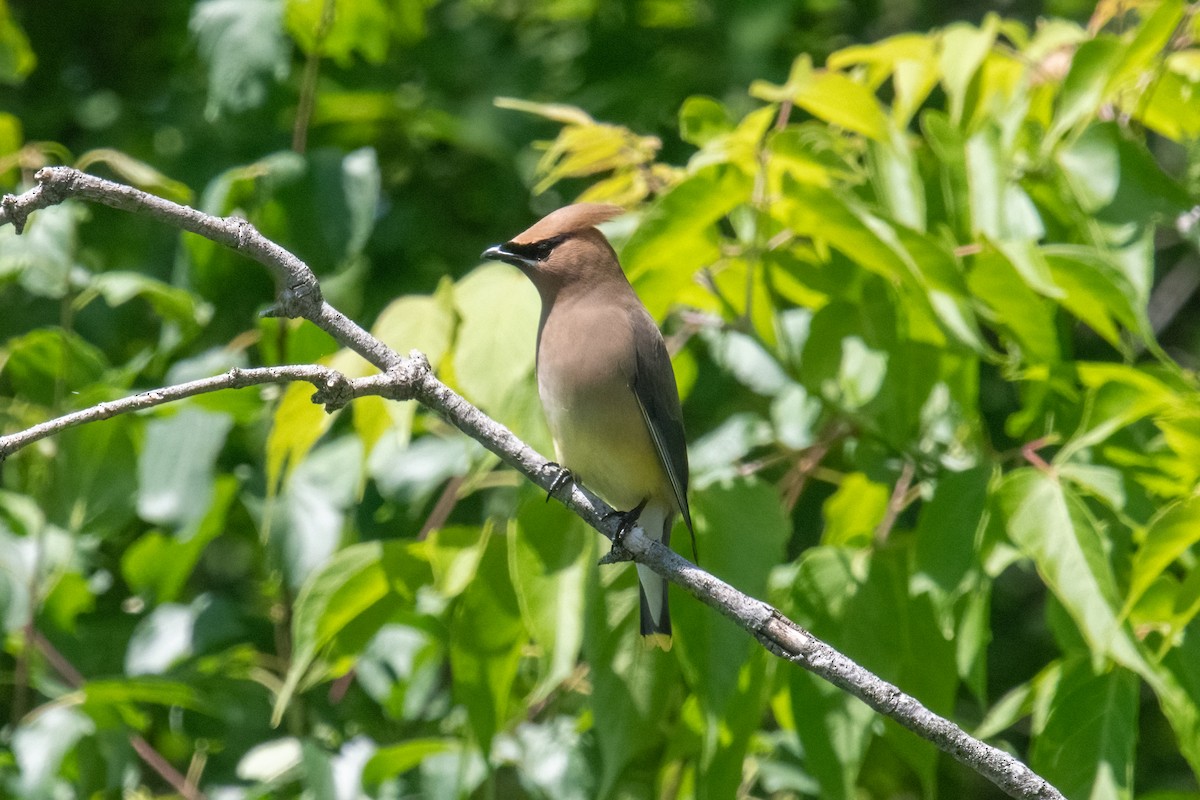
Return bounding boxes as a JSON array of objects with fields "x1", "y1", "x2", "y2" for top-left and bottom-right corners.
[
  {"x1": 0, "y1": 169, "x2": 1064, "y2": 800},
  {"x1": 0, "y1": 364, "x2": 399, "y2": 460}
]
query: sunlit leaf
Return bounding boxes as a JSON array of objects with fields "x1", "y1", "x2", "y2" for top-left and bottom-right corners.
[
  {"x1": 1127, "y1": 496, "x2": 1200, "y2": 614},
  {"x1": 996, "y1": 469, "x2": 1144, "y2": 670},
  {"x1": 822, "y1": 472, "x2": 889, "y2": 547}
]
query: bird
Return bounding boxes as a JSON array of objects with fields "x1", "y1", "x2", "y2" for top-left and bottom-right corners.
[{"x1": 481, "y1": 203, "x2": 693, "y2": 650}]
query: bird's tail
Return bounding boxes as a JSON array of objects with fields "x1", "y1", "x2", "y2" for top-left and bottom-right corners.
[{"x1": 635, "y1": 505, "x2": 672, "y2": 650}]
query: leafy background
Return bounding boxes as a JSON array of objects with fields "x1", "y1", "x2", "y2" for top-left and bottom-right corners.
[{"x1": 2, "y1": 0, "x2": 1200, "y2": 798}]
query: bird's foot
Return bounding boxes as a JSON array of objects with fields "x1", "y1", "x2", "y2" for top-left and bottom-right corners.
[
  {"x1": 542, "y1": 462, "x2": 575, "y2": 503},
  {"x1": 598, "y1": 498, "x2": 648, "y2": 565}
]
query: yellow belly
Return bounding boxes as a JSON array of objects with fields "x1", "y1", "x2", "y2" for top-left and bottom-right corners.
[{"x1": 539, "y1": 369, "x2": 668, "y2": 512}]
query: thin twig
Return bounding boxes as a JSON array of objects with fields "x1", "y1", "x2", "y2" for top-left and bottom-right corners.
[
  {"x1": 28, "y1": 630, "x2": 206, "y2": 800},
  {"x1": 875, "y1": 460, "x2": 917, "y2": 544},
  {"x1": 418, "y1": 474, "x2": 467, "y2": 539},
  {"x1": 292, "y1": 0, "x2": 337, "y2": 154},
  {"x1": 0, "y1": 365, "x2": 399, "y2": 460}
]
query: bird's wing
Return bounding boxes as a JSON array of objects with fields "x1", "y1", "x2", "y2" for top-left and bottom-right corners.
[{"x1": 628, "y1": 307, "x2": 694, "y2": 537}]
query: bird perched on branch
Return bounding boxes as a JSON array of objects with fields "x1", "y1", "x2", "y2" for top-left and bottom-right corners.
[{"x1": 482, "y1": 203, "x2": 693, "y2": 649}]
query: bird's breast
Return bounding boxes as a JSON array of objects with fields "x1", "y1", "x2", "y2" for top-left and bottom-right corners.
[{"x1": 536, "y1": 302, "x2": 668, "y2": 510}]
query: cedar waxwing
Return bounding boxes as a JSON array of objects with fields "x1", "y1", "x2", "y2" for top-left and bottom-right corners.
[{"x1": 482, "y1": 203, "x2": 692, "y2": 649}]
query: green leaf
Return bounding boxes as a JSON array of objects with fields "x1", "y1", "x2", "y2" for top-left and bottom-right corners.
[
  {"x1": 937, "y1": 17, "x2": 998, "y2": 125},
  {"x1": 965, "y1": 125, "x2": 1045, "y2": 240},
  {"x1": 1044, "y1": 246, "x2": 1147, "y2": 349},
  {"x1": 1058, "y1": 370, "x2": 1173, "y2": 463},
  {"x1": 679, "y1": 95, "x2": 734, "y2": 147},
  {"x1": 995, "y1": 469, "x2": 1144, "y2": 670},
  {"x1": 277, "y1": 437, "x2": 365, "y2": 588},
  {"x1": 84, "y1": 271, "x2": 211, "y2": 333},
  {"x1": 1, "y1": 327, "x2": 110, "y2": 406},
  {"x1": 822, "y1": 472, "x2": 889, "y2": 547},
  {"x1": 676, "y1": 477, "x2": 789, "y2": 705},
  {"x1": 584, "y1": 559, "x2": 678, "y2": 796},
  {"x1": 448, "y1": 534, "x2": 525, "y2": 753},
  {"x1": 1139, "y1": 67, "x2": 1200, "y2": 140},
  {"x1": 372, "y1": 283, "x2": 456, "y2": 370},
  {"x1": 789, "y1": 670, "x2": 876, "y2": 800},
  {"x1": 1047, "y1": 36, "x2": 1127, "y2": 147},
  {"x1": 83, "y1": 677, "x2": 204, "y2": 712},
  {"x1": 190, "y1": 0, "x2": 291, "y2": 119},
  {"x1": 0, "y1": 0, "x2": 35, "y2": 85},
  {"x1": 1058, "y1": 123, "x2": 1192, "y2": 226},
  {"x1": 752, "y1": 54, "x2": 890, "y2": 141},
  {"x1": 286, "y1": 0, "x2": 391, "y2": 65},
  {"x1": 1031, "y1": 660, "x2": 1137, "y2": 800},
  {"x1": 0, "y1": 201, "x2": 84, "y2": 298},
  {"x1": 48, "y1": 414, "x2": 140, "y2": 537},
  {"x1": 829, "y1": 33, "x2": 939, "y2": 125},
  {"x1": 688, "y1": 412, "x2": 775, "y2": 488},
  {"x1": 913, "y1": 466, "x2": 992, "y2": 606},
  {"x1": 793, "y1": 545, "x2": 958, "y2": 795},
  {"x1": 137, "y1": 407, "x2": 233, "y2": 528},
  {"x1": 1127, "y1": 496, "x2": 1200, "y2": 614},
  {"x1": 700, "y1": 328, "x2": 790, "y2": 396},
  {"x1": 125, "y1": 602, "x2": 199, "y2": 675},
  {"x1": 362, "y1": 739, "x2": 456, "y2": 789},
  {"x1": 123, "y1": 476, "x2": 239, "y2": 603},
  {"x1": 1152, "y1": 626, "x2": 1200, "y2": 775},
  {"x1": 73, "y1": 149, "x2": 193, "y2": 202},
  {"x1": 623, "y1": 164, "x2": 754, "y2": 319},
  {"x1": 11, "y1": 707, "x2": 93, "y2": 797},
  {"x1": 368, "y1": 434, "x2": 474, "y2": 509},
  {"x1": 508, "y1": 490, "x2": 593, "y2": 700},
  {"x1": 869, "y1": 134, "x2": 926, "y2": 231},
  {"x1": 966, "y1": 249, "x2": 1060, "y2": 364},
  {"x1": 425, "y1": 523, "x2": 491, "y2": 600},
  {"x1": 1110, "y1": 0, "x2": 1185, "y2": 88},
  {"x1": 273, "y1": 539, "x2": 426, "y2": 725},
  {"x1": 450, "y1": 263, "x2": 540, "y2": 416}
]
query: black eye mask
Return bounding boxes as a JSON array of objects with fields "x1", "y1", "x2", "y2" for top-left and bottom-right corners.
[{"x1": 503, "y1": 234, "x2": 568, "y2": 262}]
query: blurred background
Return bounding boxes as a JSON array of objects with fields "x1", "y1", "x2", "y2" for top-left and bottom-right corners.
[{"x1": 3, "y1": 1, "x2": 1199, "y2": 799}]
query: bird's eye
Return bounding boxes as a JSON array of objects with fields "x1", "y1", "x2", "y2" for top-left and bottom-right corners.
[{"x1": 501, "y1": 234, "x2": 568, "y2": 263}]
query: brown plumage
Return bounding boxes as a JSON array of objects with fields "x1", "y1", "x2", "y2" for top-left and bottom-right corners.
[{"x1": 482, "y1": 203, "x2": 692, "y2": 648}]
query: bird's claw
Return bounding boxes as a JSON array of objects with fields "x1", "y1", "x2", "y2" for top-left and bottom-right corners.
[
  {"x1": 543, "y1": 462, "x2": 574, "y2": 503},
  {"x1": 603, "y1": 497, "x2": 649, "y2": 548}
]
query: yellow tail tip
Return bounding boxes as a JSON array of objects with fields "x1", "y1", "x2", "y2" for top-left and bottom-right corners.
[{"x1": 643, "y1": 633, "x2": 673, "y2": 651}]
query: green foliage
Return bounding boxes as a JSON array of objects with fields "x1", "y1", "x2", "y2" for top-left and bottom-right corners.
[{"x1": 2, "y1": 1, "x2": 1200, "y2": 799}]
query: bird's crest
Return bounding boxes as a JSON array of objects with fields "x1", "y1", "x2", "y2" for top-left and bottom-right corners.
[{"x1": 511, "y1": 203, "x2": 625, "y2": 244}]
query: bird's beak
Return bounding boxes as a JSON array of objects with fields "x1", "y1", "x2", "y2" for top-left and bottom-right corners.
[{"x1": 481, "y1": 243, "x2": 535, "y2": 270}]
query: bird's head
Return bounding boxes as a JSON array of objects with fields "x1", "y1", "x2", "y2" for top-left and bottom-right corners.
[{"x1": 481, "y1": 203, "x2": 626, "y2": 294}]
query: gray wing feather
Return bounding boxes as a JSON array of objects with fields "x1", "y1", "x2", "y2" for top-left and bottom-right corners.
[{"x1": 628, "y1": 307, "x2": 693, "y2": 535}]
